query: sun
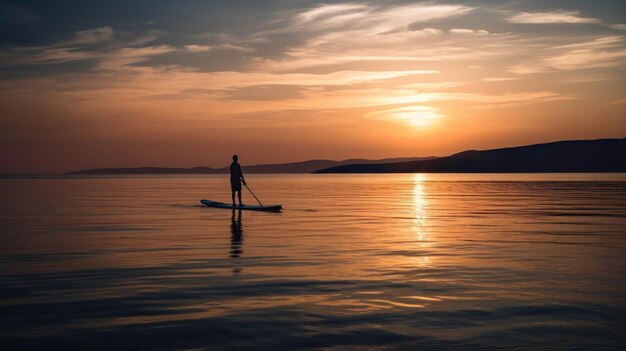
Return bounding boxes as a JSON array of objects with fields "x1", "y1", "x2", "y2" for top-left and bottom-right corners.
[
  {"x1": 366, "y1": 105, "x2": 443, "y2": 128},
  {"x1": 394, "y1": 106, "x2": 442, "y2": 128}
]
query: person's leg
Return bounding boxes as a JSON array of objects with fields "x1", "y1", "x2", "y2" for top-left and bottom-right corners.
[
  {"x1": 238, "y1": 190, "x2": 243, "y2": 206},
  {"x1": 232, "y1": 191, "x2": 235, "y2": 206}
]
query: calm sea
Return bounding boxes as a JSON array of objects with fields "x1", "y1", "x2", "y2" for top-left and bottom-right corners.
[{"x1": 1, "y1": 174, "x2": 625, "y2": 350}]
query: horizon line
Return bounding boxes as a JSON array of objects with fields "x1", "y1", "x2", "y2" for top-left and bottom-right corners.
[{"x1": 2, "y1": 137, "x2": 624, "y2": 175}]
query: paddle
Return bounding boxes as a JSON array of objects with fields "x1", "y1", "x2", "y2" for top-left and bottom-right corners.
[{"x1": 244, "y1": 183, "x2": 263, "y2": 206}]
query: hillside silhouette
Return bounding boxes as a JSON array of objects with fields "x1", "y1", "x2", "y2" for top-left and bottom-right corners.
[
  {"x1": 67, "y1": 157, "x2": 435, "y2": 175},
  {"x1": 315, "y1": 138, "x2": 626, "y2": 173}
]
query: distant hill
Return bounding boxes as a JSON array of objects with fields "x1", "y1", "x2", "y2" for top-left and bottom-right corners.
[
  {"x1": 67, "y1": 167, "x2": 221, "y2": 175},
  {"x1": 67, "y1": 156, "x2": 436, "y2": 175},
  {"x1": 241, "y1": 157, "x2": 435, "y2": 173},
  {"x1": 315, "y1": 138, "x2": 626, "y2": 173}
]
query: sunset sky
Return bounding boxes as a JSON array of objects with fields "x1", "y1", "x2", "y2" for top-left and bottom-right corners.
[{"x1": 1, "y1": 0, "x2": 625, "y2": 173}]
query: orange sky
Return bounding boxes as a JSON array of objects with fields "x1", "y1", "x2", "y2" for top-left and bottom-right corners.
[{"x1": 0, "y1": 1, "x2": 625, "y2": 173}]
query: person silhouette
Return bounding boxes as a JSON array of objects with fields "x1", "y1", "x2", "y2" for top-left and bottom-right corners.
[{"x1": 230, "y1": 155, "x2": 246, "y2": 207}]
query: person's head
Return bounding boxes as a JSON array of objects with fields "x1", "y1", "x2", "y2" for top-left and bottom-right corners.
[{"x1": 232, "y1": 154, "x2": 238, "y2": 162}]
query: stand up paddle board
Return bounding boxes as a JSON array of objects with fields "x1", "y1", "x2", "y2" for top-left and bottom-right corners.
[{"x1": 201, "y1": 199, "x2": 282, "y2": 212}]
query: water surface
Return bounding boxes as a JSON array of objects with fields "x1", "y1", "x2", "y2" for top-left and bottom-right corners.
[{"x1": 1, "y1": 174, "x2": 625, "y2": 350}]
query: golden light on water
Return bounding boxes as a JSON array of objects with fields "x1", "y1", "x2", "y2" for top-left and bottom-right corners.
[{"x1": 412, "y1": 173, "x2": 431, "y2": 267}]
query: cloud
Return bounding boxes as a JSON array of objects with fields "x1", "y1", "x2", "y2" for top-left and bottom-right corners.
[
  {"x1": 251, "y1": 4, "x2": 522, "y2": 74},
  {"x1": 218, "y1": 43, "x2": 254, "y2": 53},
  {"x1": 31, "y1": 48, "x2": 100, "y2": 64},
  {"x1": 482, "y1": 77, "x2": 521, "y2": 82},
  {"x1": 449, "y1": 28, "x2": 489, "y2": 35},
  {"x1": 545, "y1": 48, "x2": 626, "y2": 70},
  {"x1": 184, "y1": 45, "x2": 212, "y2": 53},
  {"x1": 184, "y1": 39, "x2": 254, "y2": 54},
  {"x1": 371, "y1": 90, "x2": 573, "y2": 107},
  {"x1": 400, "y1": 82, "x2": 465, "y2": 89},
  {"x1": 258, "y1": 3, "x2": 472, "y2": 38},
  {"x1": 558, "y1": 73, "x2": 612, "y2": 84},
  {"x1": 97, "y1": 45, "x2": 177, "y2": 70},
  {"x1": 0, "y1": 1, "x2": 620, "y2": 136},
  {"x1": 0, "y1": 26, "x2": 172, "y2": 69},
  {"x1": 292, "y1": 3, "x2": 472, "y2": 32},
  {"x1": 507, "y1": 10, "x2": 600, "y2": 24},
  {"x1": 0, "y1": 2, "x2": 39, "y2": 23},
  {"x1": 80, "y1": 49, "x2": 169, "y2": 71},
  {"x1": 221, "y1": 84, "x2": 306, "y2": 101},
  {"x1": 0, "y1": 27, "x2": 117, "y2": 66},
  {"x1": 295, "y1": 3, "x2": 370, "y2": 27},
  {"x1": 510, "y1": 36, "x2": 626, "y2": 74},
  {"x1": 551, "y1": 35, "x2": 623, "y2": 50},
  {"x1": 188, "y1": 69, "x2": 439, "y2": 89},
  {"x1": 606, "y1": 99, "x2": 626, "y2": 105},
  {"x1": 73, "y1": 27, "x2": 114, "y2": 45}
]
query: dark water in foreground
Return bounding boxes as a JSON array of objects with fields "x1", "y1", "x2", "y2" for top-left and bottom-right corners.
[{"x1": 1, "y1": 174, "x2": 625, "y2": 350}]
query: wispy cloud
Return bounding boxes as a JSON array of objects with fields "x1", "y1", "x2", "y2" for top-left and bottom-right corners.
[
  {"x1": 507, "y1": 10, "x2": 600, "y2": 24},
  {"x1": 253, "y1": 2, "x2": 474, "y2": 47},
  {"x1": 482, "y1": 77, "x2": 521, "y2": 82},
  {"x1": 449, "y1": 28, "x2": 489, "y2": 35},
  {"x1": 0, "y1": 2, "x2": 622, "y2": 134},
  {"x1": 73, "y1": 27, "x2": 115, "y2": 45},
  {"x1": 184, "y1": 45, "x2": 212, "y2": 53},
  {"x1": 372, "y1": 91, "x2": 573, "y2": 107},
  {"x1": 294, "y1": 3, "x2": 371, "y2": 28},
  {"x1": 606, "y1": 98, "x2": 626, "y2": 105},
  {"x1": 252, "y1": 4, "x2": 518, "y2": 74},
  {"x1": 183, "y1": 43, "x2": 253, "y2": 53},
  {"x1": 0, "y1": 1, "x2": 39, "y2": 23},
  {"x1": 8, "y1": 27, "x2": 117, "y2": 65},
  {"x1": 97, "y1": 45, "x2": 177, "y2": 70},
  {"x1": 0, "y1": 26, "x2": 173, "y2": 69},
  {"x1": 30, "y1": 48, "x2": 100, "y2": 64},
  {"x1": 510, "y1": 36, "x2": 626, "y2": 73},
  {"x1": 290, "y1": 3, "x2": 473, "y2": 32}
]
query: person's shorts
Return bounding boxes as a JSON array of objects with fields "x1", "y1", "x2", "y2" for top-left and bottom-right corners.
[{"x1": 231, "y1": 179, "x2": 241, "y2": 192}]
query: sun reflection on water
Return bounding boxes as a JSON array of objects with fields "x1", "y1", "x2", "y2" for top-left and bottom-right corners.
[{"x1": 412, "y1": 173, "x2": 431, "y2": 267}]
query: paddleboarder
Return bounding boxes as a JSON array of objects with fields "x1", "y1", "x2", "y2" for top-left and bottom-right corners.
[{"x1": 230, "y1": 155, "x2": 246, "y2": 207}]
